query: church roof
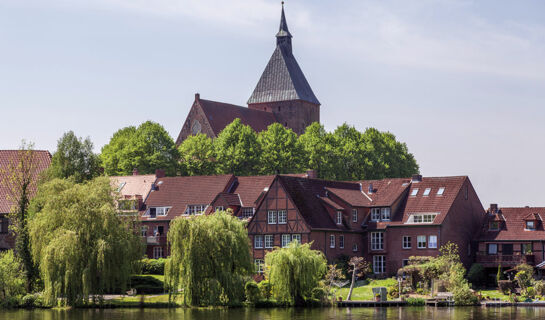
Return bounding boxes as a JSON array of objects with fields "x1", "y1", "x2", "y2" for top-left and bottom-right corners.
[{"x1": 247, "y1": 5, "x2": 319, "y2": 106}]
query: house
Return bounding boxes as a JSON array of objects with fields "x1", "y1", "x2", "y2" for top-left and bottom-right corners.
[
  {"x1": 176, "y1": 4, "x2": 320, "y2": 144},
  {"x1": 474, "y1": 205, "x2": 545, "y2": 274},
  {"x1": 0, "y1": 150, "x2": 51, "y2": 251},
  {"x1": 109, "y1": 169, "x2": 162, "y2": 217}
]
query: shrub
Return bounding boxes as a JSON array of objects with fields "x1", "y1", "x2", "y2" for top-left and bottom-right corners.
[
  {"x1": 20, "y1": 294, "x2": 37, "y2": 308},
  {"x1": 526, "y1": 286, "x2": 536, "y2": 298},
  {"x1": 452, "y1": 283, "x2": 479, "y2": 305},
  {"x1": 498, "y1": 280, "x2": 515, "y2": 294},
  {"x1": 406, "y1": 297, "x2": 425, "y2": 306},
  {"x1": 311, "y1": 287, "x2": 328, "y2": 301},
  {"x1": 140, "y1": 258, "x2": 168, "y2": 275},
  {"x1": 129, "y1": 275, "x2": 165, "y2": 294},
  {"x1": 245, "y1": 281, "x2": 261, "y2": 303},
  {"x1": 387, "y1": 284, "x2": 399, "y2": 299},
  {"x1": 467, "y1": 264, "x2": 485, "y2": 287},
  {"x1": 258, "y1": 280, "x2": 272, "y2": 300},
  {"x1": 535, "y1": 280, "x2": 545, "y2": 295},
  {"x1": 0, "y1": 250, "x2": 25, "y2": 301},
  {"x1": 515, "y1": 270, "x2": 533, "y2": 290}
]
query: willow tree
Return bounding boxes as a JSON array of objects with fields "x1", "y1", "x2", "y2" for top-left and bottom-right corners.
[
  {"x1": 265, "y1": 241, "x2": 327, "y2": 306},
  {"x1": 166, "y1": 211, "x2": 252, "y2": 306},
  {"x1": 28, "y1": 177, "x2": 142, "y2": 306}
]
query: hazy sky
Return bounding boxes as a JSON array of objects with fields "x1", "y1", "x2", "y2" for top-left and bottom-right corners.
[{"x1": 2, "y1": 0, "x2": 545, "y2": 207}]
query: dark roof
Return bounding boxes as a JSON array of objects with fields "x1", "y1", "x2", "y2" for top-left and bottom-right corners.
[
  {"x1": 477, "y1": 207, "x2": 545, "y2": 241},
  {"x1": 214, "y1": 192, "x2": 242, "y2": 206},
  {"x1": 198, "y1": 98, "x2": 277, "y2": 136},
  {"x1": 233, "y1": 175, "x2": 277, "y2": 207},
  {"x1": 0, "y1": 150, "x2": 51, "y2": 213},
  {"x1": 247, "y1": 6, "x2": 319, "y2": 106},
  {"x1": 326, "y1": 178, "x2": 409, "y2": 208}
]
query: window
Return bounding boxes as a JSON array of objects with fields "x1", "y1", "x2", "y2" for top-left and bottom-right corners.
[
  {"x1": 417, "y1": 235, "x2": 427, "y2": 248},
  {"x1": 429, "y1": 235, "x2": 438, "y2": 248},
  {"x1": 352, "y1": 209, "x2": 358, "y2": 222},
  {"x1": 411, "y1": 188, "x2": 419, "y2": 196},
  {"x1": 464, "y1": 186, "x2": 469, "y2": 200},
  {"x1": 407, "y1": 213, "x2": 437, "y2": 224},
  {"x1": 487, "y1": 243, "x2": 497, "y2": 255},
  {"x1": 353, "y1": 244, "x2": 358, "y2": 252},
  {"x1": 278, "y1": 210, "x2": 287, "y2": 224},
  {"x1": 242, "y1": 207, "x2": 254, "y2": 218},
  {"x1": 526, "y1": 221, "x2": 536, "y2": 230},
  {"x1": 156, "y1": 207, "x2": 169, "y2": 216},
  {"x1": 282, "y1": 234, "x2": 291, "y2": 247},
  {"x1": 489, "y1": 221, "x2": 499, "y2": 231},
  {"x1": 254, "y1": 235, "x2": 263, "y2": 249},
  {"x1": 402, "y1": 259, "x2": 409, "y2": 267},
  {"x1": 254, "y1": 259, "x2": 264, "y2": 274},
  {"x1": 522, "y1": 243, "x2": 532, "y2": 254},
  {"x1": 265, "y1": 235, "x2": 274, "y2": 248},
  {"x1": 215, "y1": 206, "x2": 224, "y2": 212},
  {"x1": 503, "y1": 244, "x2": 513, "y2": 255},
  {"x1": 292, "y1": 234, "x2": 301, "y2": 243},
  {"x1": 267, "y1": 211, "x2": 277, "y2": 224},
  {"x1": 402, "y1": 236, "x2": 411, "y2": 249},
  {"x1": 149, "y1": 208, "x2": 156, "y2": 218},
  {"x1": 141, "y1": 226, "x2": 148, "y2": 237},
  {"x1": 153, "y1": 226, "x2": 164, "y2": 236},
  {"x1": 185, "y1": 205, "x2": 206, "y2": 215},
  {"x1": 371, "y1": 232, "x2": 384, "y2": 250},
  {"x1": 330, "y1": 235, "x2": 335, "y2": 248},
  {"x1": 423, "y1": 188, "x2": 431, "y2": 196},
  {"x1": 373, "y1": 256, "x2": 385, "y2": 274},
  {"x1": 371, "y1": 208, "x2": 381, "y2": 221},
  {"x1": 437, "y1": 187, "x2": 445, "y2": 196},
  {"x1": 336, "y1": 211, "x2": 343, "y2": 225},
  {"x1": 153, "y1": 247, "x2": 163, "y2": 259},
  {"x1": 381, "y1": 208, "x2": 391, "y2": 221},
  {"x1": 339, "y1": 235, "x2": 344, "y2": 249}
]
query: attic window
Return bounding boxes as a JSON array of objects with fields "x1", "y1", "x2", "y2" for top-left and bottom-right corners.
[
  {"x1": 526, "y1": 221, "x2": 536, "y2": 230},
  {"x1": 489, "y1": 221, "x2": 499, "y2": 231},
  {"x1": 406, "y1": 213, "x2": 437, "y2": 224},
  {"x1": 411, "y1": 189, "x2": 419, "y2": 196},
  {"x1": 423, "y1": 188, "x2": 431, "y2": 196},
  {"x1": 437, "y1": 187, "x2": 445, "y2": 196}
]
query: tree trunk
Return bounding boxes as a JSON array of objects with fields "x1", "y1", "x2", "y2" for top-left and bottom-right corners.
[{"x1": 347, "y1": 266, "x2": 357, "y2": 300}]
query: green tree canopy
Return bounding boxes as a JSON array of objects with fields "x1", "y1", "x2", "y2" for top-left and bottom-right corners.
[
  {"x1": 298, "y1": 122, "x2": 335, "y2": 179},
  {"x1": 178, "y1": 133, "x2": 216, "y2": 176},
  {"x1": 165, "y1": 211, "x2": 252, "y2": 306},
  {"x1": 49, "y1": 131, "x2": 100, "y2": 183},
  {"x1": 214, "y1": 119, "x2": 261, "y2": 176},
  {"x1": 265, "y1": 241, "x2": 327, "y2": 306},
  {"x1": 29, "y1": 177, "x2": 142, "y2": 306},
  {"x1": 100, "y1": 121, "x2": 179, "y2": 176},
  {"x1": 0, "y1": 250, "x2": 25, "y2": 301},
  {"x1": 257, "y1": 123, "x2": 303, "y2": 174}
]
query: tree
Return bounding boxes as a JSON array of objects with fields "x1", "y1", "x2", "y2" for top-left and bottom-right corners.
[
  {"x1": 28, "y1": 177, "x2": 142, "y2": 306},
  {"x1": 298, "y1": 122, "x2": 336, "y2": 179},
  {"x1": 165, "y1": 211, "x2": 252, "y2": 306},
  {"x1": 0, "y1": 250, "x2": 25, "y2": 301},
  {"x1": 214, "y1": 119, "x2": 261, "y2": 176},
  {"x1": 265, "y1": 241, "x2": 327, "y2": 306},
  {"x1": 346, "y1": 256, "x2": 370, "y2": 300},
  {"x1": 48, "y1": 131, "x2": 100, "y2": 183},
  {"x1": 330, "y1": 124, "x2": 367, "y2": 180},
  {"x1": 100, "y1": 121, "x2": 179, "y2": 176},
  {"x1": 257, "y1": 123, "x2": 303, "y2": 174},
  {"x1": 0, "y1": 141, "x2": 42, "y2": 291},
  {"x1": 178, "y1": 133, "x2": 216, "y2": 176}
]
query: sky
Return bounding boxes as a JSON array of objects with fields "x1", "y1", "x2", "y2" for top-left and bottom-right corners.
[{"x1": 1, "y1": 0, "x2": 545, "y2": 207}]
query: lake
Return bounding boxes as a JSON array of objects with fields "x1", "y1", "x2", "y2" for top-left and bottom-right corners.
[{"x1": 1, "y1": 307, "x2": 545, "y2": 320}]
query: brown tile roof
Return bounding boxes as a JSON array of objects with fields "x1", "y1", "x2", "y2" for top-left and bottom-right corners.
[
  {"x1": 214, "y1": 192, "x2": 242, "y2": 206},
  {"x1": 142, "y1": 175, "x2": 236, "y2": 220},
  {"x1": 0, "y1": 150, "x2": 51, "y2": 213},
  {"x1": 477, "y1": 207, "x2": 545, "y2": 241},
  {"x1": 232, "y1": 175, "x2": 276, "y2": 207},
  {"x1": 320, "y1": 196, "x2": 344, "y2": 210},
  {"x1": 327, "y1": 178, "x2": 409, "y2": 208},
  {"x1": 110, "y1": 174, "x2": 156, "y2": 199},
  {"x1": 198, "y1": 99, "x2": 277, "y2": 136}
]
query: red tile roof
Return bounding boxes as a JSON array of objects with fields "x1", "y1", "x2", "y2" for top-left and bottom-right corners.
[
  {"x1": 214, "y1": 192, "x2": 242, "y2": 206},
  {"x1": 327, "y1": 178, "x2": 409, "y2": 208},
  {"x1": 0, "y1": 150, "x2": 51, "y2": 213},
  {"x1": 141, "y1": 175, "x2": 235, "y2": 220},
  {"x1": 198, "y1": 99, "x2": 277, "y2": 136},
  {"x1": 110, "y1": 174, "x2": 156, "y2": 199},
  {"x1": 477, "y1": 207, "x2": 545, "y2": 241},
  {"x1": 233, "y1": 175, "x2": 276, "y2": 207}
]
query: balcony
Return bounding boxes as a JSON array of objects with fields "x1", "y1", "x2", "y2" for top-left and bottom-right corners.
[
  {"x1": 144, "y1": 236, "x2": 167, "y2": 245},
  {"x1": 476, "y1": 252, "x2": 535, "y2": 267}
]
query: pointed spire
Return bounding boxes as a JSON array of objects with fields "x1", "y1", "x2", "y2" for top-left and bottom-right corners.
[{"x1": 276, "y1": 1, "x2": 292, "y2": 38}]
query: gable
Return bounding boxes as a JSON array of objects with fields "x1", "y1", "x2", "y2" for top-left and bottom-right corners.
[{"x1": 176, "y1": 98, "x2": 217, "y2": 144}]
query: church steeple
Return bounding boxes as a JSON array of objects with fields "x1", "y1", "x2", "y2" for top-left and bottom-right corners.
[{"x1": 276, "y1": 2, "x2": 292, "y2": 52}]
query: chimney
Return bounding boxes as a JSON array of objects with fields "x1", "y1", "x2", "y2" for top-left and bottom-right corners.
[
  {"x1": 195, "y1": 93, "x2": 200, "y2": 101},
  {"x1": 306, "y1": 169, "x2": 317, "y2": 179},
  {"x1": 490, "y1": 203, "x2": 498, "y2": 213},
  {"x1": 411, "y1": 174, "x2": 422, "y2": 183},
  {"x1": 368, "y1": 183, "x2": 374, "y2": 194},
  {"x1": 132, "y1": 168, "x2": 139, "y2": 176},
  {"x1": 155, "y1": 169, "x2": 165, "y2": 178}
]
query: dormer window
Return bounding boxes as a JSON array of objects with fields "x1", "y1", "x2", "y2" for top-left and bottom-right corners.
[
  {"x1": 489, "y1": 221, "x2": 499, "y2": 231},
  {"x1": 411, "y1": 189, "x2": 419, "y2": 196},
  {"x1": 370, "y1": 207, "x2": 391, "y2": 222},
  {"x1": 423, "y1": 188, "x2": 431, "y2": 196},
  {"x1": 526, "y1": 220, "x2": 536, "y2": 230}
]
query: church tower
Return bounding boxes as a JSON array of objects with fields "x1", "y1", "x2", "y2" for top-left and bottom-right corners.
[{"x1": 247, "y1": 3, "x2": 320, "y2": 134}]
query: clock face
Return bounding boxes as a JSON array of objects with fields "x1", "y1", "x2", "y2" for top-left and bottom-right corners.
[{"x1": 191, "y1": 120, "x2": 202, "y2": 135}]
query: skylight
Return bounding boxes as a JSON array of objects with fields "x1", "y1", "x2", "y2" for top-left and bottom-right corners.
[
  {"x1": 423, "y1": 188, "x2": 431, "y2": 196},
  {"x1": 437, "y1": 187, "x2": 445, "y2": 196},
  {"x1": 411, "y1": 188, "x2": 418, "y2": 196}
]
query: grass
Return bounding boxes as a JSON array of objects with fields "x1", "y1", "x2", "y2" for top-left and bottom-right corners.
[
  {"x1": 336, "y1": 278, "x2": 397, "y2": 301},
  {"x1": 479, "y1": 289, "x2": 510, "y2": 301}
]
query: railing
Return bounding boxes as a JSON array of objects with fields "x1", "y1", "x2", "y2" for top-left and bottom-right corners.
[
  {"x1": 475, "y1": 252, "x2": 535, "y2": 266},
  {"x1": 144, "y1": 236, "x2": 167, "y2": 245}
]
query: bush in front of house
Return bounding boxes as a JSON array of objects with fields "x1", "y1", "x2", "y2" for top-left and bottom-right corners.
[
  {"x1": 245, "y1": 281, "x2": 261, "y2": 304},
  {"x1": 129, "y1": 275, "x2": 165, "y2": 294},
  {"x1": 406, "y1": 297, "x2": 425, "y2": 306},
  {"x1": 467, "y1": 263, "x2": 485, "y2": 287},
  {"x1": 140, "y1": 258, "x2": 168, "y2": 275},
  {"x1": 387, "y1": 283, "x2": 399, "y2": 299},
  {"x1": 498, "y1": 280, "x2": 515, "y2": 294},
  {"x1": 258, "y1": 280, "x2": 272, "y2": 300}
]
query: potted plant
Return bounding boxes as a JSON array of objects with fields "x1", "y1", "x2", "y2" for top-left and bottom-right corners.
[{"x1": 375, "y1": 293, "x2": 381, "y2": 302}]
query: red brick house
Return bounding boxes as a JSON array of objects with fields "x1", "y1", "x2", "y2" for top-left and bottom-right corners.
[
  {"x1": 0, "y1": 150, "x2": 51, "y2": 251},
  {"x1": 176, "y1": 4, "x2": 320, "y2": 144},
  {"x1": 109, "y1": 169, "x2": 162, "y2": 217},
  {"x1": 475, "y1": 205, "x2": 545, "y2": 273}
]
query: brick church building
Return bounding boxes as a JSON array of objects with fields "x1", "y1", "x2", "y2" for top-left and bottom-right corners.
[{"x1": 176, "y1": 4, "x2": 320, "y2": 144}]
